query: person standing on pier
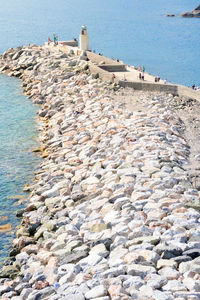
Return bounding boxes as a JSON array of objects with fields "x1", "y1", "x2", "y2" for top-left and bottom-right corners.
[
  {"x1": 112, "y1": 73, "x2": 116, "y2": 83},
  {"x1": 48, "y1": 37, "x2": 52, "y2": 45},
  {"x1": 53, "y1": 34, "x2": 57, "y2": 45}
]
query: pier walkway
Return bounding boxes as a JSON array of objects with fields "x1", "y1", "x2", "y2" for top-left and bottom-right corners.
[{"x1": 44, "y1": 42, "x2": 200, "y2": 102}]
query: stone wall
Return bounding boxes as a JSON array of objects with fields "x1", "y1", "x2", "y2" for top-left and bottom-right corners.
[
  {"x1": 177, "y1": 85, "x2": 200, "y2": 101},
  {"x1": 119, "y1": 80, "x2": 179, "y2": 95},
  {"x1": 99, "y1": 64, "x2": 126, "y2": 72},
  {"x1": 86, "y1": 51, "x2": 122, "y2": 65},
  {"x1": 60, "y1": 41, "x2": 78, "y2": 47},
  {"x1": 89, "y1": 64, "x2": 113, "y2": 81}
]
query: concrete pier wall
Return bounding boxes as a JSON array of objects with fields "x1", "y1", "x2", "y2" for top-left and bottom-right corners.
[
  {"x1": 89, "y1": 64, "x2": 113, "y2": 81},
  {"x1": 178, "y1": 85, "x2": 200, "y2": 101},
  {"x1": 86, "y1": 51, "x2": 122, "y2": 65},
  {"x1": 60, "y1": 41, "x2": 78, "y2": 47},
  {"x1": 99, "y1": 64, "x2": 126, "y2": 72},
  {"x1": 119, "y1": 80, "x2": 179, "y2": 95}
]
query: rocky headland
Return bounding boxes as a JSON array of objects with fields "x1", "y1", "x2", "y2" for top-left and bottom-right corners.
[
  {"x1": 1, "y1": 45, "x2": 200, "y2": 299},
  {"x1": 181, "y1": 5, "x2": 200, "y2": 18}
]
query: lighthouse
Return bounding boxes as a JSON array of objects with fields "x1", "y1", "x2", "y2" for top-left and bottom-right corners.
[{"x1": 79, "y1": 25, "x2": 90, "y2": 51}]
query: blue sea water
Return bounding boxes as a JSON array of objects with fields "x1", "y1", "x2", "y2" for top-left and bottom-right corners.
[
  {"x1": 0, "y1": 75, "x2": 40, "y2": 265},
  {"x1": 0, "y1": 0, "x2": 200, "y2": 264},
  {"x1": 0, "y1": 0, "x2": 199, "y2": 85}
]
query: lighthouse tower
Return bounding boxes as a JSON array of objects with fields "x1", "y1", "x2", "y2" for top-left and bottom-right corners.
[{"x1": 79, "y1": 25, "x2": 90, "y2": 51}]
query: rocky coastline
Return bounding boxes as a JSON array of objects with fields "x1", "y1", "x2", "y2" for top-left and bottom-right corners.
[
  {"x1": 181, "y1": 5, "x2": 200, "y2": 18},
  {"x1": 1, "y1": 44, "x2": 200, "y2": 299}
]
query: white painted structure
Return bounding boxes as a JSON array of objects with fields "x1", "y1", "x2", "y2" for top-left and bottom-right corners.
[{"x1": 79, "y1": 25, "x2": 89, "y2": 51}]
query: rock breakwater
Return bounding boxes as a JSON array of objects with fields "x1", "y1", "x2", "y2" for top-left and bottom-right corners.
[
  {"x1": 181, "y1": 5, "x2": 200, "y2": 18},
  {"x1": 0, "y1": 45, "x2": 200, "y2": 299}
]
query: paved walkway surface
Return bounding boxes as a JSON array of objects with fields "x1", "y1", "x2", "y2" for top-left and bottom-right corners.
[{"x1": 114, "y1": 65, "x2": 165, "y2": 84}]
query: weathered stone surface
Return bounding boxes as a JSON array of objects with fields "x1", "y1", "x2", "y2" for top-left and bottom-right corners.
[
  {"x1": 157, "y1": 258, "x2": 178, "y2": 269},
  {"x1": 124, "y1": 249, "x2": 160, "y2": 265},
  {"x1": 89, "y1": 244, "x2": 109, "y2": 257},
  {"x1": 0, "y1": 285, "x2": 13, "y2": 296},
  {"x1": 26, "y1": 286, "x2": 55, "y2": 300},
  {"x1": 183, "y1": 248, "x2": 200, "y2": 259},
  {"x1": 0, "y1": 265, "x2": 19, "y2": 278},
  {"x1": 85, "y1": 285, "x2": 107, "y2": 299},
  {"x1": 126, "y1": 236, "x2": 160, "y2": 247},
  {"x1": 158, "y1": 267, "x2": 180, "y2": 280},
  {"x1": 162, "y1": 280, "x2": 187, "y2": 292},
  {"x1": 90, "y1": 223, "x2": 109, "y2": 233},
  {"x1": 154, "y1": 244, "x2": 182, "y2": 259},
  {"x1": 127, "y1": 264, "x2": 156, "y2": 278}
]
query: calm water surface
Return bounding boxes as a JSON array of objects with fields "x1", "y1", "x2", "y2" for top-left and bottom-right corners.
[
  {"x1": 0, "y1": 0, "x2": 200, "y2": 264},
  {"x1": 0, "y1": 0, "x2": 199, "y2": 85},
  {"x1": 0, "y1": 75, "x2": 39, "y2": 265}
]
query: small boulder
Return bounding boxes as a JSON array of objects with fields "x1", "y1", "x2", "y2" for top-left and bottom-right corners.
[{"x1": 0, "y1": 265, "x2": 19, "y2": 278}]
